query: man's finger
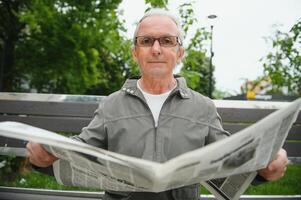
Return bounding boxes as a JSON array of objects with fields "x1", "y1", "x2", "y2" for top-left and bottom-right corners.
[{"x1": 26, "y1": 142, "x2": 34, "y2": 157}]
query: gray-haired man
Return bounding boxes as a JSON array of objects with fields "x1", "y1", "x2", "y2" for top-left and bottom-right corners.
[{"x1": 27, "y1": 9, "x2": 288, "y2": 200}]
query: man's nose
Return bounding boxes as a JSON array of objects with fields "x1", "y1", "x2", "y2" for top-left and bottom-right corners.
[{"x1": 151, "y1": 40, "x2": 162, "y2": 56}]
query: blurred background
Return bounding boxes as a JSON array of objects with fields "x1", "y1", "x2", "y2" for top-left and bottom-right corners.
[{"x1": 1, "y1": 0, "x2": 300, "y2": 100}]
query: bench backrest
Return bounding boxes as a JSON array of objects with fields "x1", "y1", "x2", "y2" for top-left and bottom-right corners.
[{"x1": 0, "y1": 93, "x2": 300, "y2": 157}]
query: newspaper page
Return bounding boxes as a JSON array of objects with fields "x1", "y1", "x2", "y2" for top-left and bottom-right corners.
[
  {"x1": 158, "y1": 98, "x2": 300, "y2": 197},
  {"x1": 201, "y1": 172, "x2": 257, "y2": 200},
  {"x1": 0, "y1": 98, "x2": 300, "y2": 196},
  {"x1": 0, "y1": 122, "x2": 160, "y2": 191},
  {"x1": 200, "y1": 98, "x2": 301, "y2": 200}
]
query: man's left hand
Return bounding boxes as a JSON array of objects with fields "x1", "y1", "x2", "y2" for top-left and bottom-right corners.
[{"x1": 258, "y1": 148, "x2": 289, "y2": 181}]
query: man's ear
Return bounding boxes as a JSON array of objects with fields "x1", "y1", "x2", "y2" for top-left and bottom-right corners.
[
  {"x1": 176, "y1": 47, "x2": 185, "y2": 63},
  {"x1": 132, "y1": 47, "x2": 138, "y2": 62}
]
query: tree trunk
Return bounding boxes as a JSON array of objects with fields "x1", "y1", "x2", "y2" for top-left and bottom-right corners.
[
  {"x1": 0, "y1": 0, "x2": 26, "y2": 91},
  {"x1": 0, "y1": 38, "x2": 15, "y2": 92}
]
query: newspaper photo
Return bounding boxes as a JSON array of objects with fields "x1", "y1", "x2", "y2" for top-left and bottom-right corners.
[{"x1": 0, "y1": 98, "x2": 300, "y2": 199}]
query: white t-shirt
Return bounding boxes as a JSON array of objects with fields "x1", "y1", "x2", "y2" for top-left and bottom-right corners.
[{"x1": 137, "y1": 82, "x2": 175, "y2": 127}]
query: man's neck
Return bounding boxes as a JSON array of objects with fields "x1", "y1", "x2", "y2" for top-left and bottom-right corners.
[{"x1": 139, "y1": 76, "x2": 177, "y2": 95}]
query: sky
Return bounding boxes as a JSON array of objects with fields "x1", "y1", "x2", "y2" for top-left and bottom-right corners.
[{"x1": 118, "y1": 0, "x2": 301, "y2": 94}]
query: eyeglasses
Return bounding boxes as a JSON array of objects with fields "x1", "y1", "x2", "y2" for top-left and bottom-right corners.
[{"x1": 135, "y1": 36, "x2": 182, "y2": 47}]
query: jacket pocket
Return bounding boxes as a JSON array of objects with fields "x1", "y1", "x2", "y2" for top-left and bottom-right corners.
[{"x1": 171, "y1": 184, "x2": 200, "y2": 200}]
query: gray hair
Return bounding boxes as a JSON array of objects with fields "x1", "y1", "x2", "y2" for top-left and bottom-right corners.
[{"x1": 133, "y1": 8, "x2": 184, "y2": 46}]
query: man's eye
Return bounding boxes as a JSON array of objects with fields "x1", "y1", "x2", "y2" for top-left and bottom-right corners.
[
  {"x1": 161, "y1": 37, "x2": 173, "y2": 45},
  {"x1": 141, "y1": 37, "x2": 152, "y2": 45}
]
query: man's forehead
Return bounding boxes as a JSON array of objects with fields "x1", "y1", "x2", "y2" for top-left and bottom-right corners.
[{"x1": 137, "y1": 15, "x2": 179, "y2": 36}]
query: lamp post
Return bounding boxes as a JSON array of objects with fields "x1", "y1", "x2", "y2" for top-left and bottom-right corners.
[{"x1": 207, "y1": 14, "x2": 217, "y2": 99}]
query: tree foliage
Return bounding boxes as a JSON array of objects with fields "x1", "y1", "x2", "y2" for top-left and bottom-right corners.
[
  {"x1": 0, "y1": 0, "x2": 214, "y2": 96},
  {"x1": 145, "y1": 0, "x2": 168, "y2": 9},
  {"x1": 178, "y1": 2, "x2": 213, "y2": 96},
  {"x1": 261, "y1": 21, "x2": 301, "y2": 96},
  {"x1": 0, "y1": 0, "x2": 133, "y2": 94}
]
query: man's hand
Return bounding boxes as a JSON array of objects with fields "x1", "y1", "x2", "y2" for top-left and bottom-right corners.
[
  {"x1": 258, "y1": 148, "x2": 289, "y2": 181},
  {"x1": 26, "y1": 141, "x2": 58, "y2": 167}
]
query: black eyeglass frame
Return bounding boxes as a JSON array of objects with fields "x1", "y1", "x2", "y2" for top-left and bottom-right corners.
[{"x1": 134, "y1": 36, "x2": 183, "y2": 47}]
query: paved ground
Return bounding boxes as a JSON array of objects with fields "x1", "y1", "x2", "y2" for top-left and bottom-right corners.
[{"x1": 0, "y1": 187, "x2": 300, "y2": 200}]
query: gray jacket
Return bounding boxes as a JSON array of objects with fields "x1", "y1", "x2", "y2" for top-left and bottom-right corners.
[{"x1": 77, "y1": 77, "x2": 230, "y2": 200}]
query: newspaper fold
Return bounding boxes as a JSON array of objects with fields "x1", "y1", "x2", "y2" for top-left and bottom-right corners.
[{"x1": 0, "y1": 98, "x2": 300, "y2": 200}]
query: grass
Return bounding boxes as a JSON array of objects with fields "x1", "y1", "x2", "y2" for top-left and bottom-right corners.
[
  {"x1": 1, "y1": 163, "x2": 301, "y2": 195},
  {"x1": 201, "y1": 164, "x2": 301, "y2": 195},
  {"x1": 245, "y1": 164, "x2": 301, "y2": 195},
  {"x1": 0, "y1": 170, "x2": 100, "y2": 191}
]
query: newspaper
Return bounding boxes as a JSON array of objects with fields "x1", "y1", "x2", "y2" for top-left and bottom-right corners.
[{"x1": 0, "y1": 98, "x2": 300, "y2": 200}]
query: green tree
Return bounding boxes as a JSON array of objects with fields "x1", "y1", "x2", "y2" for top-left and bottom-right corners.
[
  {"x1": 0, "y1": 0, "x2": 133, "y2": 94},
  {"x1": 180, "y1": 27, "x2": 212, "y2": 95},
  {"x1": 261, "y1": 20, "x2": 301, "y2": 96},
  {"x1": 0, "y1": 0, "x2": 29, "y2": 92},
  {"x1": 178, "y1": 2, "x2": 213, "y2": 96},
  {"x1": 1, "y1": 0, "x2": 214, "y2": 95},
  {"x1": 145, "y1": 0, "x2": 168, "y2": 9}
]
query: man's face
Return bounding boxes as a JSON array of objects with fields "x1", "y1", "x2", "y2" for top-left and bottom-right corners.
[{"x1": 132, "y1": 15, "x2": 184, "y2": 79}]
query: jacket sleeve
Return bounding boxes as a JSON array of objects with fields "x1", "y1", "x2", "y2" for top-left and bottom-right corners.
[
  {"x1": 32, "y1": 102, "x2": 108, "y2": 176},
  {"x1": 205, "y1": 99, "x2": 230, "y2": 145},
  {"x1": 72, "y1": 102, "x2": 108, "y2": 149}
]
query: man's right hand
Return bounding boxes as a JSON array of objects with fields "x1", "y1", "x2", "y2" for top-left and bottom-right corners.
[{"x1": 26, "y1": 141, "x2": 58, "y2": 167}]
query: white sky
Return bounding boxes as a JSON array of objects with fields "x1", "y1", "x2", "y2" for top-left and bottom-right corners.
[{"x1": 118, "y1": 0, "x2": 301, "y2": 94}]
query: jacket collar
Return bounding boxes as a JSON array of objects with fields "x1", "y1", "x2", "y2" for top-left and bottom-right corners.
[{"x1": 121, "y1": 76, "x2": 191, "y2": 99}]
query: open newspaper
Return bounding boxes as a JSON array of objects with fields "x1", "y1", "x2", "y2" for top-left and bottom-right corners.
[{"x1": 0, "y1": 98, "x2": 300, "y2": 200}]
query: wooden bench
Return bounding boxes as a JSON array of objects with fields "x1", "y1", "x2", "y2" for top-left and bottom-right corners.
[
  {"x1": 0, "y1": 92, "x2": 300, "y2": 159},
  {"x1": 0, "y1": 92, "x2": 300, "y2": 199}
]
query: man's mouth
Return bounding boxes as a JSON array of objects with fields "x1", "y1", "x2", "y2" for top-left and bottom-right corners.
[{"x1": 148, "y1": 61, "x2": 166, "y2": 63}]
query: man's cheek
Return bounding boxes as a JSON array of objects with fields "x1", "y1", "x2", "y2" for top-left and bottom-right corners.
[{"x1": 170, "y1": 47, "x2": 178, "y2": 53}]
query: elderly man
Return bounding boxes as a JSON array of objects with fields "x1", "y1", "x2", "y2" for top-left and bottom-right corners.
[{"x1": 27, "y1": 9, "x2": 288, "y2": 200}]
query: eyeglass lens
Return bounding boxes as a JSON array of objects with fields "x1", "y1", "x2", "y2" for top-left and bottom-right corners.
[{"x1": 136, "y1": 36, "x2": 179, "y2": 47}]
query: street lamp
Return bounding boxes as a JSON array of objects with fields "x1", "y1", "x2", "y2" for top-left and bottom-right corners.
[{"x1": 207, "y1": 14, "x2": 217, "y2": 99}]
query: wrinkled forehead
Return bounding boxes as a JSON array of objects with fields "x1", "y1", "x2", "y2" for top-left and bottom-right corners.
[{"x1": 137, "y1": 15, "x2": 180, "y2": 37}]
